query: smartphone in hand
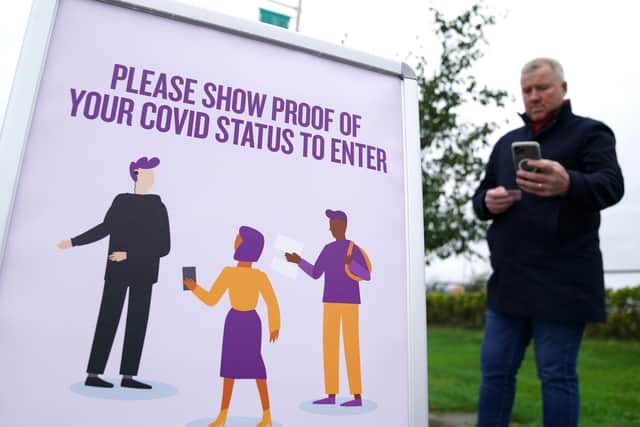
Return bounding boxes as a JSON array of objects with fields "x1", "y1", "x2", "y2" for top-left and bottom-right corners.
[
  {"x1": 512, "y1": 141, "x2": 541, "y2": 172},
  {"x1": 182, "y1": 266, "x2": 196, "y2": 291}
]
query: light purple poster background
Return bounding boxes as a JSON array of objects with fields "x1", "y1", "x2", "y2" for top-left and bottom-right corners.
[{"x1": 0, "y1": 0, "x2": 409, "y2": 426}]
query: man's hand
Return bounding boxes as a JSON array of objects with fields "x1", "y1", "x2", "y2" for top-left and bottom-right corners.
[
  {"x1": 485, "y1": 186, "x2": 515, "y2": 214},
  {"x1": 108, "y1": 251, "x2": 127, "y2": 262},
  {"x1": 285, "y1": 252, "x2": 301, "y2": 264},
  {"x1": 270, "y1": 329, "x2": 279, "y2": 343},
  {"x1": 516, "y1": 159, "x2": 570, "y2": 197},
  {"x1": 57, "y1": 240, "x2": 72, "y2": 249},
  {"x1": 183, "y1": 278, "x2": 197, "y2": 291}
]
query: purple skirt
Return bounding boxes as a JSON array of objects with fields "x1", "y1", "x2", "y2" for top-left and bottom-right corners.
[{"x1": 220, "y1": 309, "x2": 266, "y2": 379}]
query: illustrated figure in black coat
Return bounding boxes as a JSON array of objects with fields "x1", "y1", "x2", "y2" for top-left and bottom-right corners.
[{"x1": 57, "y1": 156, "x2": 170, "y2": 389}]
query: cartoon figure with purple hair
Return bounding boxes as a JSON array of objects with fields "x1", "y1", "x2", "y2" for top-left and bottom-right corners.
[
  {"x1": 57, "y1": 156, "x2": 170, "y2": 390},
  {"x1": 184, "y1": 226, "x2": 280, "y2": 427}
]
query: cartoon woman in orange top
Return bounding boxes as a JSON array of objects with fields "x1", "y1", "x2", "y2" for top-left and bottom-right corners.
[{"x1": 184, "y1": 226, "x2": 280, "y2": 427}]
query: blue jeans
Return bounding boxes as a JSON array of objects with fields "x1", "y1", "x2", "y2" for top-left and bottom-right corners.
[{"x1": 476, "y1": 309, "x2": 585, "y2": 427}]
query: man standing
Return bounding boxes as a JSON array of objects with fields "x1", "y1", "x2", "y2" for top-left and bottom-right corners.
[
  {"x1": 285, "y1": 209, "x2": 371, "y2": 407},
  {"x1": 58, "y1": 156, "x2": 170, "y2": 389},
  {"x1": 472, "y1": 58, "x2": 624, "y2": 427}
]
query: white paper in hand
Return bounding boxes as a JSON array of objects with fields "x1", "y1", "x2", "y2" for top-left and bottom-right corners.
[{"x1": 270, "y1": 234, "x2": 304, "y2": 280}]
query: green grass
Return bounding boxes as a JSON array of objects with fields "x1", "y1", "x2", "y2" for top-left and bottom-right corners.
[{"x1": 427, "y1": 326, "x2": 640, "y2": 427}]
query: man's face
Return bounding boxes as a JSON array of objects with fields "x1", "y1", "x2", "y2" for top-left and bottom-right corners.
[
  {"x1": 329, "y1": 219, "x2": 347, "y2": 239},
  {"x1": 136, "y1": 168, "x2": 155, "y2": 189},
  {"x1": 521, "y1": 64, "x2": 567, "y2": 122}
]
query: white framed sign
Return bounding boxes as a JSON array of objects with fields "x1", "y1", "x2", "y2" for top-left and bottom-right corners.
[{"x1": 0, "y1": 1, "x2": 426, "y2": 426}]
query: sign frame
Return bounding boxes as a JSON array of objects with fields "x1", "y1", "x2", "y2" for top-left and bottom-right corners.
[{"x1": 0, "y1": 0, "x2": 427, "y2": 425}]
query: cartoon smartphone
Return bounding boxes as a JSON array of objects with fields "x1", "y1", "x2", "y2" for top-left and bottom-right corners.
[
  {"x1": 182, "y1": 266, "x2": 196, "y2": 291},
  {"x1": 511, "y1": 141, "x2": 541, "y2": 172}
]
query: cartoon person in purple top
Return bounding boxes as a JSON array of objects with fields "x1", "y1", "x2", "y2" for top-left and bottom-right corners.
[
  {"x1": 285, "y1": 209, "x2": 372, "y2": 407},
  {"x1": 57, "y1": 157, "x2": 170, "y2": 390}
]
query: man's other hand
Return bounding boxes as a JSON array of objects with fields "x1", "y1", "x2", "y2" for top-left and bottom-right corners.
[
  {"x1": 485, "y1": 186, "x2": 515, "y2": 214},
  {"x1": 108, "y1": 251, "x2": 127, "y2": 262},
  {"x1": 285, "y1": 252, "x2": 301, "y2": 264},
  {"x1": 57, "y1": 240, "x2": 72, "y2": 249}
]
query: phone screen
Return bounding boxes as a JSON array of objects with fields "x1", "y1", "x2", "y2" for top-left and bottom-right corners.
[{"x1": 182, "y1": 266, "x2": 196, "y2": 291}]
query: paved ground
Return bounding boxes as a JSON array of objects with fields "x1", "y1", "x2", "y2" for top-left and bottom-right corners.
[{"x1": 429, "y1": 412, "x2": 477, "y2": 427}]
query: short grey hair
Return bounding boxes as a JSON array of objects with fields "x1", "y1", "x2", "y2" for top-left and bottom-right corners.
[{"x1": 521, "y1": 58, "x2": 565, "y2": 82}]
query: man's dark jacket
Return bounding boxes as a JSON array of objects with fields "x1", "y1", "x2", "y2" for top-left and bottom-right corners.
[
  {"x1": 472, "y1": 101, "x2": 624, "y2": 322},
  {"x1": 71, "y1": 193, "x2": 170, "y2": 284}
]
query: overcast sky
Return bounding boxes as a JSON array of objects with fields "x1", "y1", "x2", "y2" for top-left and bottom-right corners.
[{"x1": 1, "y1": 0, "x2": 639, "y2": 289}]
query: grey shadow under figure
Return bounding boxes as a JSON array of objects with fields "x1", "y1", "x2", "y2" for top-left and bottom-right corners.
[{"x1": 57, "y1": 156, "x2": 170, "y2": 389}]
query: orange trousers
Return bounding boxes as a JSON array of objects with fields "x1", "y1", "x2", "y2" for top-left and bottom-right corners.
[{"x1": 322, "y1": 302, "x2": 362, "y2": 395}]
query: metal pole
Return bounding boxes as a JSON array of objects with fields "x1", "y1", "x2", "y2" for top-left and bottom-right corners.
[
  {"x1": 266, "y1": 0, "x2": 302, "y2": 32},
  {"x1": 266, "y1": 0, "x2": 297, "y2": 9},
  {"x1": 295, "y1": 0, "x2": 302, "y2": 32}
]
